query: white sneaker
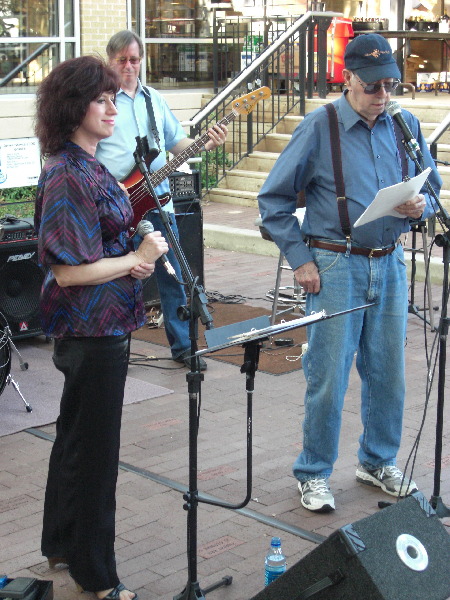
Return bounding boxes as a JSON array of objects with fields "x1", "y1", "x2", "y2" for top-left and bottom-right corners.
[
  {"x1": 298, "y1": 478, "x2": 335, "y2": 512},
  {"x1": 356, "y1": 464, "x2": 418, "y2": 498}
]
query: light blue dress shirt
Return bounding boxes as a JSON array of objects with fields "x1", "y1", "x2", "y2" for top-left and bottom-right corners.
[
  {"x1": 96, "y1": 80, "x2": 187, "y2": 214},
  {"x1": 258, "y1": 91, "x2": 442, "y2": 270}
]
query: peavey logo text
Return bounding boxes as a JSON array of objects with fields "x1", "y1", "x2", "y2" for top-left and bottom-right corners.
[{"x1": 7, "y1": 252, "x2": 36, "y2": 262}]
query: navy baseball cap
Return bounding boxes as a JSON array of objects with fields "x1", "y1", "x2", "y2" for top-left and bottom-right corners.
[{"x1": 344, "y1": 33, "x2": 401, "y2": 83}]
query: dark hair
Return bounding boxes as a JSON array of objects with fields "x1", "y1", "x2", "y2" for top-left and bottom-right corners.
[
  {"x1": 35, "y1": 55, "x2": 120, "y2": 157},
  {"x1": 106, "y1": 30, "x2": 144, "y2": 59}
]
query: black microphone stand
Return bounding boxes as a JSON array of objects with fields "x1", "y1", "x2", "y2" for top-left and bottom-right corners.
[
  {"x1": 401, "y1": 137, "x2": 450, "y2": 518},
  {"x1": 133, "y1": 137, "x2": 234, "y2": 599},
  {"x1": 407, "y1": 219, "x2": 436, "y2": 330}
]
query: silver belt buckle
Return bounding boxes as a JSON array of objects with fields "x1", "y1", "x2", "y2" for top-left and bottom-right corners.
[{"x1": 368, "y1": 247, "x2": 383, "y2": 258}]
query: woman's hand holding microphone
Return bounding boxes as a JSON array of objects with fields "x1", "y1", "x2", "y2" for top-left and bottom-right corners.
[{"x1": 130, "y1": 221, "x2": 169, "y2": 279}]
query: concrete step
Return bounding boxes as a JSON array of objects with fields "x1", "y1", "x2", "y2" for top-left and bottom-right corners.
[
  {"x1": 220, "y1": 169, "x2": 267, "y2": 193},
  {"x1": 276, "y1": 115, "x2": 303, "y2": 134},
  {"x1": 204, "y1": 188, "x2": 259, "y2": 208},
  {"x1": 422, "y1": 124, "x2": 450, "y2": 145},
  {"x1": 438, "y1": 165, "x2": 450, "y2": 193},
  {"x1": 436, "y1": 143, "x2": 450, "y2": 159},
  {"x1": 204, "y1": 223, "x2": 278, "y2": 257},
  {"x1": 240, "y1": 151, "x2": 279, "y2": 172},
  {"x1": 255, "y1": 133, "x2": 291, "y2": 153}
]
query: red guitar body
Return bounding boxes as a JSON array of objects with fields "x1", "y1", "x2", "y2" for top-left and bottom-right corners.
[{"x1": 122, "y1": 164, "x2": 171, "y2": 234}]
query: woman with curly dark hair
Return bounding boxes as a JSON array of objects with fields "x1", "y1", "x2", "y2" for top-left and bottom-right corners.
[{"x1": 34, "y1": 55, "x2": 168, "y2": 600}]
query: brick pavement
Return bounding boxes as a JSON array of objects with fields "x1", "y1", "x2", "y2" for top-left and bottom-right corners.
[{"x1": 0, "y1": 247, "x2": 449, "y2": 600}]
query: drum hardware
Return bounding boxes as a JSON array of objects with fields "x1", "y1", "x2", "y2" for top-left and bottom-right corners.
[{"x1": 0, "y1": 311, "x2": 32, "y2": 412}]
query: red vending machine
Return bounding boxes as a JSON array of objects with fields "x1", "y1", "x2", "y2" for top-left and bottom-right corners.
[{"x1": 326, "y1": 17, "x2": 354, "y2": 88}]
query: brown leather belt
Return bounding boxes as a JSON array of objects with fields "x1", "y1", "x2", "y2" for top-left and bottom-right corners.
[{"x1": 309, "y1": 239, "x2": 396, "y2": 258}]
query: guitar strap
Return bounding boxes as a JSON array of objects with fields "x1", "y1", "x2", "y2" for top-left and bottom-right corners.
[
  {"x1": 324, "y1": 103, "x2": 409, "y2": 242},
  {"x1": 142, "y1": 86, "x2": 161, "y2": 153}
]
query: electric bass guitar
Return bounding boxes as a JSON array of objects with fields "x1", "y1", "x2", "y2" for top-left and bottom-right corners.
[{"x1": 121, "y1": 86, "x2": 271, "y2": 233}]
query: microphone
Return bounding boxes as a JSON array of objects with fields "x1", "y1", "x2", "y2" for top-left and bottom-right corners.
[
  {"x1": 135, "y1": 220, "x2": 176, "y2": 277},
  {"x1": 386, "y1": 100, "x2": 423, "y2": 160}
]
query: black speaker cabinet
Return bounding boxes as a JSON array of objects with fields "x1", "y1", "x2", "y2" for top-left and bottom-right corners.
[
  {"x1": 143, "y1": 198, "x2": 204, "y2": 306},
  {"x1": 250, "y1": 492, "x2": 450, "y2": 600},
  {"x1": 0, "y1": 220, "x2": 44, "y2": 340}
]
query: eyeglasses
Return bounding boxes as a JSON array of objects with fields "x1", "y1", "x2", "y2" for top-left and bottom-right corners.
[
  {"x1": 354, "y1": 74, "x2": 400, "y2": 94},
  {"x1": 114, "y1": 57, "x2": 141, "y2": 65}
]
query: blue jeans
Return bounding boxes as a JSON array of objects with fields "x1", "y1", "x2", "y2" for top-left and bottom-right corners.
[
  {"x1": 293, "y1": 244, "x2": 408, "y2": 482},
  {"x1": 145, "y1": 211, "x2": 190, "y2": 359}
]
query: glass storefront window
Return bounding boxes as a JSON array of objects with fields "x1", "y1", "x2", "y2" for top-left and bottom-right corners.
[
  {"x1": 0, "y1": 0, "x2": 58, "y2": 37},
  {"x1": 145, "y1": 41, "x2": 239, "y2": 88},
  {"x1": 0, "y1": 40, "x2": 57, "y2": 83},
  {"x1": 146, "y1": 42, "x2": 210, "y2": 85},
  {"x1": 0, "y1": 0, "x2": 75, "y2": 93},
  {"x1": 64, "y1": 0, "x2": 73, "y2": 36},
  {"x1": 131, "y1": 0, "x2": 254, "y2": 89},
  {"x1": 65, "y1": 40, "x2": 74, "y2": 58},
  {"x1": 145, "y1": 0, "x2": 211, "y2": 38}
]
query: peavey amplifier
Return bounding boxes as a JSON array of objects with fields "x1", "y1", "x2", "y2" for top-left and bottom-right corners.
[
  {"x1": 169, "y1": 170, "x2": 200, "y2": 202},
  {"x1": 0, "y1": 214, "x2": 38, "y2": 243},
  {"x1": 0, "y1": 216, "x2": 44, "y2": 339}
]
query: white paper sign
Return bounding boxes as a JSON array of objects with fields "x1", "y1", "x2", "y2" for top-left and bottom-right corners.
[
  {"x1": 354, "y1": 168, "x2": 431, "y2": 228},
  {"x1": 0, "y1": 137, "x2": 41, "y2": 189}
]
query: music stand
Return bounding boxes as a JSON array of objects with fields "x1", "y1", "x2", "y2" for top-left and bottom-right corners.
[{"x1": 173, "y1": 304, "x2": 371, "y2": 600}]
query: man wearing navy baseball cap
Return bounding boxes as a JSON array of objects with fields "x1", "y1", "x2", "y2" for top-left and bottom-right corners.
[
  {"x1": 342, "y1": 33, "x2": 402, "y2": 128},
  {"x1": 258, "y1": 32, "x2": 442, "y2": 512},
  {"x1": 344, "y1": 32, "x2": 401, "y2": 82}
]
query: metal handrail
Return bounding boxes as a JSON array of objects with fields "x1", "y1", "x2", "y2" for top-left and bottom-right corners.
[
  {"x1": 182, "y1": 11, "x2": 342, "y2": 197},
  {"x1": 427, "y1": 111, "x2": 450, "y2": 163},
  {"x1": 427, "y1": 112, "x2": 450, "y2": 146},
  {"x1": 0, "y1": 42, "x2": 54, "y2": 87},
  {"x1": 183, "y1": 11, "x2": 341, "y2": 128}
]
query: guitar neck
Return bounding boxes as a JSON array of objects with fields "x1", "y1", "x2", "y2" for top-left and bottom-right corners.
[{"x1": 149, "y1": 111, "x2": 237, "y2": 189}]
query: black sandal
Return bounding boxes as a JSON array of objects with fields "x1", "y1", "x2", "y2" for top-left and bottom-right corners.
[{"x1": 100, "y1": 583, "x2": 138, "y2": 600}]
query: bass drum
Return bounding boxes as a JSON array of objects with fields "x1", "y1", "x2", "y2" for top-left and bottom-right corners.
[{"x1": 0, "y1": 311, "x2": 11, "y2": 397}]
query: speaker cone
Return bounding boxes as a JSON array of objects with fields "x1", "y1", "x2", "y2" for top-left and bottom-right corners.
[{"x1": 0, "y1": 260, "x2": 43, "y2": 323}]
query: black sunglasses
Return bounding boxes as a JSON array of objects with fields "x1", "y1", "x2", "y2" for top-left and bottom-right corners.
[{"x1": 354, "y1": 74, "x2": 400, "y2": 95}]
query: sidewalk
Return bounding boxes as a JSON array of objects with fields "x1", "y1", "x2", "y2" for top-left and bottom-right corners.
[{"x1": 0, "y1": 246, "x2": 449, "y2": 600}]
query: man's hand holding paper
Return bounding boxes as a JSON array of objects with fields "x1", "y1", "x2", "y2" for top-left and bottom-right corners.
[
  {"x1": 394, "y1": 194, "x2": 426, "y2": 220},
  {"x1": 354, "y1": 167, "x2": 431, "y2": 227}
]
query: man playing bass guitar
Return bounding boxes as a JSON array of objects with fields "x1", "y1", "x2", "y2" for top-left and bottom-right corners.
[{"x1": 96, "y1": 30, "x2": 228, "y2": 370}]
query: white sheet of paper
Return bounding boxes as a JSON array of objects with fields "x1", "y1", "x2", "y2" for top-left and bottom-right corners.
[{"x1": 354, "y1": 167, "x2": 431, "y2": 228}]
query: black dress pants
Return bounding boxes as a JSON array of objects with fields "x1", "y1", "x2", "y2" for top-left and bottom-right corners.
[{"x1": 41, "y1": 334, "x2": 130, "y2": 592}]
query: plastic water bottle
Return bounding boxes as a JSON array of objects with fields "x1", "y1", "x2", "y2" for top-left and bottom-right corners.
[{"x1": 264, "y1": 536, "x2": 286, "y2": 586}]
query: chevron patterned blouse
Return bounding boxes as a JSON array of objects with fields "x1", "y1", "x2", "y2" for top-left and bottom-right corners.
[{"x1": 34, "y1": 142, "x2": 146, "y2": 338}]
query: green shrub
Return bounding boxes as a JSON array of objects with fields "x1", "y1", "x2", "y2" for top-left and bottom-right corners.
[
  {"x1": 200, "y1": 147, "x2": 231, "y2": 190},
  {"x1": 0, "y1": 186, "x2": 36, "y2": 219}
]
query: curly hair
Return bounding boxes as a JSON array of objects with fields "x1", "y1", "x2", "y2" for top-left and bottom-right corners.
[{"x1": 35, "y1": 55, "x2": 120, "y2": 157}]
